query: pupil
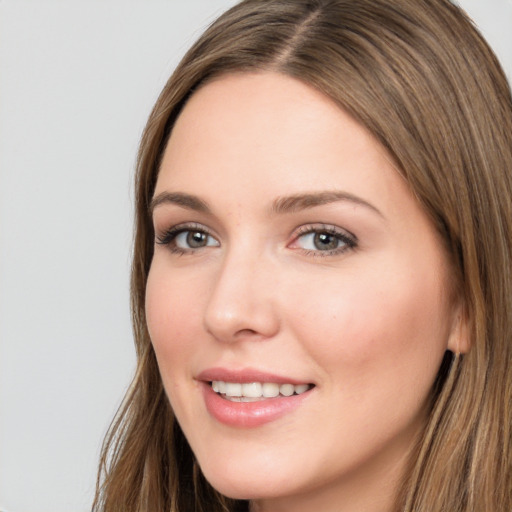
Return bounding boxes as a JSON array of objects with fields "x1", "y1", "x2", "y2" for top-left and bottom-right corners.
[
  {"x1": 187, "y1": 231, "x2": 207, "y2": 248},
  {"x1": 314, "y1": 232, "x2": 338, "y2": 250}
]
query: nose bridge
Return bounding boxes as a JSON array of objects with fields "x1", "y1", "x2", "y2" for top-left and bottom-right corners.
[{"x1": 203, "y1": 240, "x2": 279, "y2": 342}]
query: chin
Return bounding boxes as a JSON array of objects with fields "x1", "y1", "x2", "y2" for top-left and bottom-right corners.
[{"x1": 198, "y1": 455, "x2": 296, "y2": 501}]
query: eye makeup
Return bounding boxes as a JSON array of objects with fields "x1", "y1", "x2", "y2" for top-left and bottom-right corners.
[
  {"x1": 290, "y1": 223, "x2": 358, "y2": 257},
  {"x1": 155, "y1": 220, "x2": 358, "y2": 259},
  {"x1": 155, "y1": 222, "x2": 219, "y2": 255}
]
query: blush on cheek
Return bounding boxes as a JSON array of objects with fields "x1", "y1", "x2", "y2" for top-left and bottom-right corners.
[
  {"x1": 146, "y1": 269, "x2": 181, "y2": 336},
  {"x1": 302, "y1": 279, "x2": 443, "y2": 381}
]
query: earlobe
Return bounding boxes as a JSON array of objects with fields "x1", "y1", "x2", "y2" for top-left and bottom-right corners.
[{"x1": 447, "y1": 302, "x2": 471, "y2": 355}]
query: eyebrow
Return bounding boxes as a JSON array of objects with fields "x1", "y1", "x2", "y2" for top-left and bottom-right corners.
[
  {"x1": 150, "y1": 190, "x2": 384, "y2": 218},
  {"x1": 271, "y1": 191, "x2": 384, "y2": 218},
  {"x1": 150, "y1": 192, "x2": 211, "y2": 214}
]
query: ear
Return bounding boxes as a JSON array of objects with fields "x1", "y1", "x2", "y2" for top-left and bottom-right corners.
[{"x1": 447, "y1": 301, "x2": 471, "y2": 355}]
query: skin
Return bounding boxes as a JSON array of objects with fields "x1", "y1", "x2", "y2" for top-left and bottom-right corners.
[{"x1": 146, "y1": 72, "x2": 465, "y2": 512}]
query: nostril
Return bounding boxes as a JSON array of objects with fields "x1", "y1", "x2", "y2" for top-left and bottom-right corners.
[{"x1": 233, "y1": 328, "x2": 258, "y2": 337}]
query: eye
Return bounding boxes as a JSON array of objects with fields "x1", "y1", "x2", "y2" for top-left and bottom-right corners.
[
  {"x1": 298, "y1": 232, "x2": 342, "y2": 251},
  {"x1": 292, "y1": 225, "x2": 357, "y2": 255},
  {"x1": 156, "y1": 224, "x2": 220, "y2": 253},
  {"x1": 174, "y1": 230, "x2": 218, "y2": 249}
]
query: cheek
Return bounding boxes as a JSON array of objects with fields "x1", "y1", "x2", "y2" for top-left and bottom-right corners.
[
  {"x1": 145, "y1": 262, "x2": 211, "y2": 424},
  {"x1": 283, "y1": 261, "x2": 451, "y2": 388},
  {"x1": 145, "y1": 262, "x2": 204, "y2": 371}
]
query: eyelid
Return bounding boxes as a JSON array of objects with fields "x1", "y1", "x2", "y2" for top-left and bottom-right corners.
[
  {"x1": 155, "y1": 221, "x2": 356, "y2": 257},
  {"x1": 155, "y1": 222, "x2": 220, "y2": 250},
  {"x1": 289, "y1": 223, "x2": 358, "y2": 255}
]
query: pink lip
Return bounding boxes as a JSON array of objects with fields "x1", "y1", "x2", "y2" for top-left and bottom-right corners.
[
  {"x1": 197, "y1": 367, "x2": 314, "y2": 428},
  {"x1": 197, "y1": 367, "x2": 310, "y2": 385}
]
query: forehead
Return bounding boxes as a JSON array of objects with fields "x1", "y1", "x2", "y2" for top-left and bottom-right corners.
[{"x1": 157, "y1": 72, "x2": 402, "y2": 204}]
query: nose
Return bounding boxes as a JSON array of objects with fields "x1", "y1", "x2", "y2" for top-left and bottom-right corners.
[{"x1": 203, "y1": 247, "x2": 280, "y2": 343}]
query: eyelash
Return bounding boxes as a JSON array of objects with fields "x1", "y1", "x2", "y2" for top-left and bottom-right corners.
[
  {"x1": 155, "y1": 223, "x2": 358, "y2": 257},
  {"x1": 156, "y1": 223, "x2": 218, "y2": 255},
  {"x1": 292, "y1": 224, "x2": 357, "y2": 257}
]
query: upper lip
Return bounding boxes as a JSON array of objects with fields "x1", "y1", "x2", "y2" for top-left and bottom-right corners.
[{"x1": 197, "y1": 367, "x2": 312, "y2": 385}]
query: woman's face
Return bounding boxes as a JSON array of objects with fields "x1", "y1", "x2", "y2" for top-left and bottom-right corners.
[{"x1": 146, "y1": 72, "x2": 463, "y2": 511}]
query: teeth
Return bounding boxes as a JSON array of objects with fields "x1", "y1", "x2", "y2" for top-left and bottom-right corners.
[
  {"x1": 225, "y1": 383, "x2": 242, "y2": 397},
  {"x1": 242, "y1": 382, "x2": 263, "y2": 397},
  {"x1": 262, "y1": 382, "x2": 280, "y2": 397},
  {"x1": 279, "y1": 383, "x2": 294, "y2": 397},
  {"x1": 210, "y1": 380, "x2": 311, "y2": 399},
  {"x1": 294, "y1": 384, "x2": 309, "y2": 394}
]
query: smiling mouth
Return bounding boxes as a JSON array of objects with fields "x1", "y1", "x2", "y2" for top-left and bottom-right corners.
[{"x1": 210, "y1": 381, "x2": 314, "y2": 402}]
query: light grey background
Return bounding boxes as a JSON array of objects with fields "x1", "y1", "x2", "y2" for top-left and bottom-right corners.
[{"x1": 0, "y1": 1, "x2": 510, "y2": 512}]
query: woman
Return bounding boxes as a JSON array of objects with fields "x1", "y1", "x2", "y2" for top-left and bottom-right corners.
[{"x1": 94, "y1": 0, "x2": 512, "y2": 511}]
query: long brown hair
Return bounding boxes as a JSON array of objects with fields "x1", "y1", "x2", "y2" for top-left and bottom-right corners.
[{"x1": 94, "y1": 1, "x2": 512, "y2": 510}]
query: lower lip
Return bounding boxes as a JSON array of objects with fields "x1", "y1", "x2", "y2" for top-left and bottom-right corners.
[{"x1": 201, "y1": 382, "x2": 312, "y2": 428}]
